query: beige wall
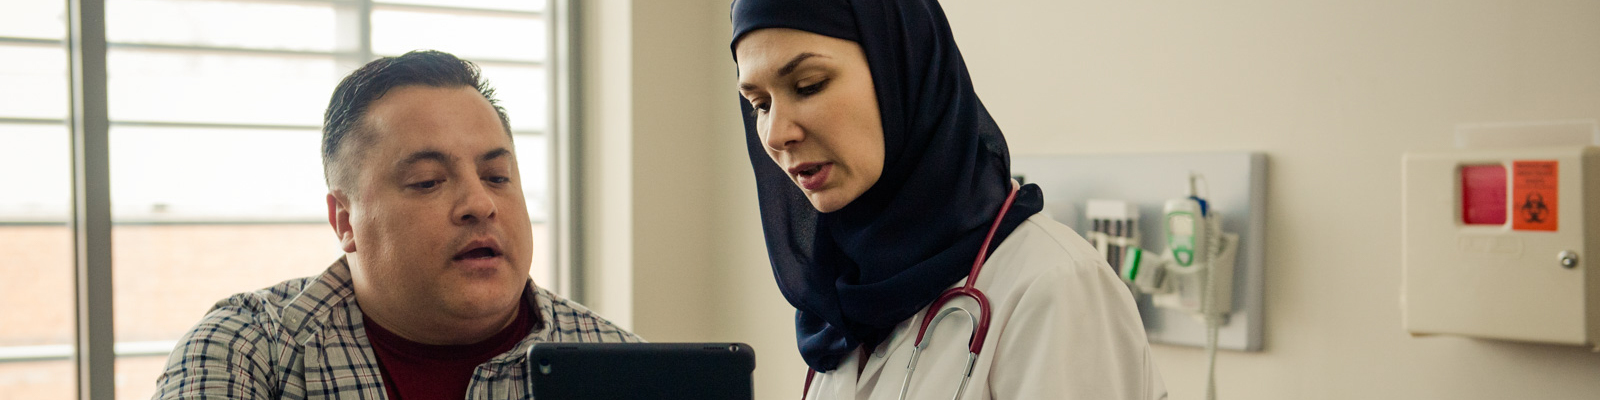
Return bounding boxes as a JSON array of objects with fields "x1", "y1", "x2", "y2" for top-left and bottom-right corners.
[
  {"x1": 939, "y1": 1, "x2": 1600, "y2": 399},
  {"x1": 578, "y1": 0, "x2": 723, "y2": 341},
  {"x1": 581, "y1": 1, "x2": 1600, "y2": 399},
  {"x1": 575, "y1": 0, "x2": 809, "y2": 396}
]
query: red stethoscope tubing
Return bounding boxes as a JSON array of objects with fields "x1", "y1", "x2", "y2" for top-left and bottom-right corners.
[{"x1": 802, "y1": 185, "x2": 1020, "y2": 399}]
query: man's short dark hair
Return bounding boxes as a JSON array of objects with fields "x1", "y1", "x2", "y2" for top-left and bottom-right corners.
[{"x1": 321, "y1": 50, "x2": 512, "y2": 190}]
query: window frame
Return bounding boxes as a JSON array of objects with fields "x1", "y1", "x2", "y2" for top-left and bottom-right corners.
[
  {"x1": 2, "y1": 0, "x2": 554, "y2": 224},
  {"x1": 0, "y1": 0, "x2": 579, "y2": 397}
]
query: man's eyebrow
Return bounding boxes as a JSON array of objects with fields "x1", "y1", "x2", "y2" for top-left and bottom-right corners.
[
  {"x1": 479, "y1": 147, "x2": 512, "y2": 163},
  {"x1": 739, "y1": 52, "x2": 827, "y2": 92},
  {"x1": 399, "y1": 150, "x2": 453, "y2": 166}
]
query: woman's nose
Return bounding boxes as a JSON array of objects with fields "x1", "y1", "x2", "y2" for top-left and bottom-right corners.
[{"x1": 763, "y1": 104, "x2": 803, "y2": 152}]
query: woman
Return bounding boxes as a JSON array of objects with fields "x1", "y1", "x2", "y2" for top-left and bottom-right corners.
[{"x1": 731, "y1": 0, "x2": 1168, "y2": 399}]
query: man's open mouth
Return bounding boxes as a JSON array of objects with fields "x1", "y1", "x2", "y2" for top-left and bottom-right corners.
[{"x1": 453, "y1": 242, "x2": 503, "y2": 260}]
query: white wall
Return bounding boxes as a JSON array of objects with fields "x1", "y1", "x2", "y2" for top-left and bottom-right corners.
[{"x1": 583, "y1": 1, "x2": 1600, "y2": 399}]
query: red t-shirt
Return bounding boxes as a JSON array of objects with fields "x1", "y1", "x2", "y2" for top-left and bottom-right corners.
[{"x1": 363, "y1": 297, "x2": 532, "y2": 400}]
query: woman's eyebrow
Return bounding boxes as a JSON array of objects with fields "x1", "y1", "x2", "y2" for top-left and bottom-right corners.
[
  {"x1": 739, "y1": 52, "x2": 830, "y2": 92},
  {"x1": 777, "y1": 52, "x2": 826, "y2": 77}
]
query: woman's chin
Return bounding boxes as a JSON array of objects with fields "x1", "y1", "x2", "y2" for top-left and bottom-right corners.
[{"x1": 806, "y1": 192, "x2": 850, "y2": 213}]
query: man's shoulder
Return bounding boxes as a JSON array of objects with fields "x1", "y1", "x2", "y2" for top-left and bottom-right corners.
[
  {"x1": 532, "y1": 286, "x2": 643, "y2": 343},
  {"x1": 220, "y1": 274, "x2": 317, "y2": 312},
  {"x1": 197, "y1": 258, "x2": 358, "y2": 339},
  {"x1": 155, "y1": 258, "x2": 371, "y2": 399}
]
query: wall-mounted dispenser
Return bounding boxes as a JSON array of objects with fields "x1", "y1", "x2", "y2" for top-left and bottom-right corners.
[{"x1": 1402, "y1": 145, "x2": 1600, "y2": 350}]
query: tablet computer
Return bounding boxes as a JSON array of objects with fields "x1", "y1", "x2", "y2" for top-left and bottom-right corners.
[{"x1": 527, "y1": 342, "x2": 756, "y2": 400}]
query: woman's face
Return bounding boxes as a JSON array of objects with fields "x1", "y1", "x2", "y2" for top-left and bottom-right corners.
[{"x1": 736, "y1": 28, "x2": 884, "y2": 213}]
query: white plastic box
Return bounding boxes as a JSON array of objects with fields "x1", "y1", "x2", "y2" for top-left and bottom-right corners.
[{"x1": 1402, "y1": 145, "x2": 1600, "y2": 349}]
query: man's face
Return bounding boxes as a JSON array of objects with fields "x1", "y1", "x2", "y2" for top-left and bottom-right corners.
[{"x1": 333, "y1": 85, "x2": 532, "y2": 324}]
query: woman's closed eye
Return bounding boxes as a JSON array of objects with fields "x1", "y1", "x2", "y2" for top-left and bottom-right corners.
[
  {"x1": 748, "y1": 99, "x2": 770, "y2": 117},
  {"x1": 795, "y1": 79, "x2": 829, "y2": 97},
  {"x1": 746, "y1": 82, "x2": 827, "y2": 118}
]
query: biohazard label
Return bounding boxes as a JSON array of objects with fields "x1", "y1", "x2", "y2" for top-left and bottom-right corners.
[{"x1": 1511, "y1": 160, "x2": 1558, "y2": 231}]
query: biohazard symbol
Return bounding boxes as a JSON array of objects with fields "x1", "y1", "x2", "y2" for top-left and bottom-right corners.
[
  {"x1": 1511, "y1": 160, "x2": 1557, "y2": 231},
  {"x1": 1519, "y1": 192, "x2": 1549, "y2": 223}
]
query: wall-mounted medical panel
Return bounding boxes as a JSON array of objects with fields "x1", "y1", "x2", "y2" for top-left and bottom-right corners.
[
  {"x1": 1013, "y1": 152, "x2": 1267, "y2": 351},
  {"x1": 1402, "y1": 146, "x2": 1600, "y2": 349}
]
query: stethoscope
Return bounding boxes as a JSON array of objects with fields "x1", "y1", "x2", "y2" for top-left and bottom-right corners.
[{"x1": 802, "y1": 184, "x2": 1020, "y2": 400}]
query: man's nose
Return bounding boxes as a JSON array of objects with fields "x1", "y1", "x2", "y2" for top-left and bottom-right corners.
[{"x1": 453, "y1": 178, "x2": 498, "y2": 224}]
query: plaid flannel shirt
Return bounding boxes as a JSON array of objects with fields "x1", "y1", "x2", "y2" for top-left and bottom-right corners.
[{"x1": 153, "y1": 257, "x2": 641, "y2": 399}]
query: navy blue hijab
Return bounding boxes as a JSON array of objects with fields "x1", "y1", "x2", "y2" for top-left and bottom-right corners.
[{"x1": 731, "y1": 0, "x2": 1044, "y2": 372}]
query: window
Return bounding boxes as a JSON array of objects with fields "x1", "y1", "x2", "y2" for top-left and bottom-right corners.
[
  {"x1": 0, "y1": 1, "x2": 77, "y2": 397},
  {"x1": 0, "y1": 0, "x2": 559, "y2": 397}
]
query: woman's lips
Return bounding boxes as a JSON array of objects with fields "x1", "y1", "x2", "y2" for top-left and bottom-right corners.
[{"x1": 795, "y1": 163, "x2": 832, "y2": 191}]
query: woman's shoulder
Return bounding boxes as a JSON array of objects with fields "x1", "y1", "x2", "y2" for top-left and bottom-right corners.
[
  {"x1": 993, "y1": 212, "x2": 1106, "y2": 270},
  {"x1": 982, "y1": 212, "x2": 1121, "y2": 290}
]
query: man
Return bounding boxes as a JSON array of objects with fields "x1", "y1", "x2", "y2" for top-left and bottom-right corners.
[{"x1": 154, "y1": 50, "x2": 639, "y2": 399}]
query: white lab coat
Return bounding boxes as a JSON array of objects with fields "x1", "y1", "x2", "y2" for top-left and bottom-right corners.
[{"x1": 803, "y1": 213, "x2": 1168, "y2": 400}]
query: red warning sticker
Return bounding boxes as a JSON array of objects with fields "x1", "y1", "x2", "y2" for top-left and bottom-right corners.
[{"x1": 1511, "y1": 160, "x2": 1558, "y2": 231}]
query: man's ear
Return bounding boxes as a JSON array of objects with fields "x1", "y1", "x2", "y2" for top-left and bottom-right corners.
[{"x1": 327, "y1": 191, "x2": 357, "y2": 253}]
